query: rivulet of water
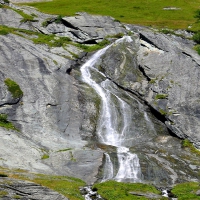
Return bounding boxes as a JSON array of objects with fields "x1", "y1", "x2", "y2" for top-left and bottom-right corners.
[{"x1": 80, "y1": 36, "x2": 142, "y2": 183}]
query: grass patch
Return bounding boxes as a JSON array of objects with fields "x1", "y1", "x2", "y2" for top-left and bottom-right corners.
[
  {"x1": 31, "y1": 174, "x2": 85, "y2": 200},
  {"x1": 22, "y1": 0, "x2": 200, "y2": 30},
  {"x1": 171, "y1": 182, "x2": 200, "y2": 200},
  {"x1": 182, "y1": 139, "x2": 200, "y2": 156},
  {"x1": 4, "y1": 78, "x2": 23, "y2": 99},
  {"x1": 0, "y1": 114, "x2": 19, "y2": 131},
  {"x1": 32, "y1": 34, "x2": 71, "y2": 47},
  {"x1": 92, "y1": 180, "x2": 162, "y2": 200},
  {"x1": 11, "y1": 8, "x2": 37, "y2": 23}
]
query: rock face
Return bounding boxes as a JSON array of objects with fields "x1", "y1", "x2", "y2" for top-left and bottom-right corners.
[
  {"x1": 0, "y1": 0, "x2": 200, "y2": 189},
  {"x1": 0, "y1": 178, "x2": 69, "y2": 200},
  {"x1": 99, "y1": 25, "x2": 200, "y2": 149}
]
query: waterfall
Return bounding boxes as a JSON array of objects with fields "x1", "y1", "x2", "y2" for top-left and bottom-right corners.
[{"x1": 80, "y1": 36, "x2": 142, "y2": 183}]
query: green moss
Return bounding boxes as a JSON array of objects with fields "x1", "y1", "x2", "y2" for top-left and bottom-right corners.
[
  {"x1": 182, "y1": 139, "x2": 200, "y2": 156},
  {"x1": 155, "y1": 94, "x2": 168, "y2": 100},
  {"x1": 13, "y1": 195, "x2": 21, "y2": 199},
  {"x1": 172, "y1": 182, "x2": 200, "y2": 200},
  {"x1": 4, "y1": 78, "x2": 23, "y2": 99},
  {"x1": 0, "y1": 113, "x2": 19, "y2": 131},
  {"x1": 41, "y1": 154, "x2": 49, "y2": 159},
  {"x1": 159, "y1": 109, "x2": 168, "y2": 116},
  {"x1": 93, "y1": 180, "x2": 162, "y2": 200}
]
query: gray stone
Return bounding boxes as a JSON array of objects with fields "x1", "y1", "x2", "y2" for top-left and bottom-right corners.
[
  {"x1": 196, "y1": 190, "x2": 200, "y2": 196},
  {"x1": 62, "y1": 12, "x2": 127, "y2": 40},
  {"x1": 0, "y1": 178, "x2": 69, "y2": 200}
]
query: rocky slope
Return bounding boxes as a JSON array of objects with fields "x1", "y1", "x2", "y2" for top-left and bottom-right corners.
[{"x1": 0, "y1": 0, "x2": 200, "y2": 191}]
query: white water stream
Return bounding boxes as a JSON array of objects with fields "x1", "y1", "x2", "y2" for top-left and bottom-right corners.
[{"x1": 81, "y1": 36, "x2": 142, "y2": 183}]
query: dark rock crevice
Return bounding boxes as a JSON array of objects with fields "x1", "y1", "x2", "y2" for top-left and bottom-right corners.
[
  {"x1": 61, "y1": 19, "x2": 78, "y2": 30},
  {"x1": 182, "y1": 51, "x2": 200, "y2": 66},
  {"x1": 139, "y1": 33, "x2": 166, "y2": 52},
  {"x1": 138, "y1": 65, "x2": 151, "y2": 81}
]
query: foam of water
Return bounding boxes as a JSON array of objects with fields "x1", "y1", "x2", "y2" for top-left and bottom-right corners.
[{"x1": 80, "y1": 36, "x2": 142, "y2": 183}]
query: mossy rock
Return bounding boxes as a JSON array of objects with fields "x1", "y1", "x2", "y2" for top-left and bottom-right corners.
[{"x1": 4, "y1": 78, "x2": 23, "y2": 99}]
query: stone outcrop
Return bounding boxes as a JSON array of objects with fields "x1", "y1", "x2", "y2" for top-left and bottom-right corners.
[
  {"x1": 0, "y1": 0, "x2": 200, "y2": 189},
  {"x1": 0, "y1": 178, "x2": 69, "y2": 200}
]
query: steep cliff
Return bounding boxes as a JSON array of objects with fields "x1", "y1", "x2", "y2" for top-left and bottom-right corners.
[{"x1": 0, "y1": 1, "x2": 200, "y2": 189}]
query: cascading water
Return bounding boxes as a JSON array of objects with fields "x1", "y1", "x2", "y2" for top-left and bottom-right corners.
[{"x1": 80, "y1": 36, "x2": 142, "y2": 183}]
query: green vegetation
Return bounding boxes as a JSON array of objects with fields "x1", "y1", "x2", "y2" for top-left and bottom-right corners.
[
  {"x1": 56, "y1": 148, "x2": 72, "y2": 152},
  {"x1": 0, "y1": 29, "x2": 9, "y2": 35},
  {"x1": 4, "y1": 78, "x2": 23, "y2": 99},
  {"x1": 0, "y1": 25, "x2": 72, "y2": 48},
  {"x1": 13, "y1": 173, "x2": 85, "y2": 200},
  {"x1": 0, "y1": 114, "x2": 18, "y2": 131},
  {"x1": 171, "y1": 182, "x2": 200, "y2": 200},
  {"x1": 182, "y1": 139, "x2": 200, "y2": 156},
  {"x1": 76, "y1": 39, "x2": 110, "y2": 52},
  {"x1": 193, "y1": 32, "x2": 200, "y2": 44},
  {"x1": 92, "y1": 180, "x2": 164, "y2": 200},
  {"x1": 33, "y1": 34, "x2": 71, "y2": 47},
  {"x1": 22, "y1": 0, "x2": 200, "y2": 30},
  {"x1": 0, "y1": 167, "x2": 85, "y2": 200},
  {"x1": 13, "y1": 9, "x2": 37, "y2": 23},
  {"x1": 159, "y1": 109, "x2": 168, "y2": 116},
  {"x1": 0, "y1": 191, "x2": 8, "y2": 198},
  {"x1": 13, "y1": 195, "x2": 21, "y2": 199},
  {"x1": 155, "y1": 94, "x2": 168, "y2": 100},
  {"x1": 33, "y1": 175, "x2": 85, "y2": 200},
  {"x1": 41, "y1": 154, "x2": 49, "y2": 159},
  {"x1": 55, "y1": 15, "x2": 63, "y2": 23}
]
